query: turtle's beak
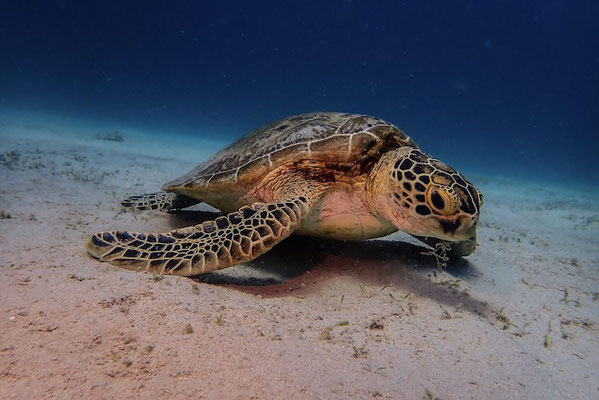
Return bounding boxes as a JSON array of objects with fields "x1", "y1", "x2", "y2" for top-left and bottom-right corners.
[
  {"x1": 438, "y1": 217, "x2": 462, "y2": 236},
  {"x1": 435, "y1": 214, "x2": 477, "y2": 241}
]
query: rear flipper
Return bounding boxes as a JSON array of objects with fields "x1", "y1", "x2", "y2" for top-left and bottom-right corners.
[{"x1": 120, "y1": 192, "x2": 200, "y2": 212}]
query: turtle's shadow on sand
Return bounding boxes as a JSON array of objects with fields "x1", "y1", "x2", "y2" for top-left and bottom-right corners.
[
  {"x1": 172, "y1": 210, "x2": 488, "y2": 316},
  {"x1": 195, "y1": 236, "x2": 478, "y2": 285}
]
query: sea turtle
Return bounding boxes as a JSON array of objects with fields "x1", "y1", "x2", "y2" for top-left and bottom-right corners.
[{"x1": 86, "y1": 112, "x2": 483, "y2": 276}]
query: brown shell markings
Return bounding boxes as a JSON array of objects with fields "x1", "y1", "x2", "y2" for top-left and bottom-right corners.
[{"x1": 163, "y1": 112, "x2": 417, "y2": 190}]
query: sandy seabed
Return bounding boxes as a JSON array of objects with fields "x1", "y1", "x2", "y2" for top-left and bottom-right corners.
[{"x1": 1, "y1": 113, "x2": 598, "y2": 399}]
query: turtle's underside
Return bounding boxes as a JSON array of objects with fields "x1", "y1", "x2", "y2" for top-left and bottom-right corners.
[{"x1": 86, "y1": 112, "x2": 483, "y2": 276}]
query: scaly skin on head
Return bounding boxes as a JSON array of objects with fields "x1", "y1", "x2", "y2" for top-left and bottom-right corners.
[{"x1": 368, "y1": 147, "x2": 483, "y2": 242}]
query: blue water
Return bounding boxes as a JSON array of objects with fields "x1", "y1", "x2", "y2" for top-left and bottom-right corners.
[{"x1": 1, "y1": 1, "x2": 597, "y2": 184}]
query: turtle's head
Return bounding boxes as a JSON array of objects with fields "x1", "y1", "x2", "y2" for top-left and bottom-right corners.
[{"x1": 372, "y1": 148, "x2": 483, "y2": 242}]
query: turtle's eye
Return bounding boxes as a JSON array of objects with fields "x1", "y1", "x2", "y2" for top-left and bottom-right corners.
[{"x1": 426, "y1": 186, "x2": 458, "y2": 216}]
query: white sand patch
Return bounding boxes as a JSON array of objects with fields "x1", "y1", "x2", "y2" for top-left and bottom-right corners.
[{"x1": 0, "y1": 108, "x2": 227, "y2": 162}]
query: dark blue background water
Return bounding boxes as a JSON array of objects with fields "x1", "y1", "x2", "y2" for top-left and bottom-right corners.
[{"x1": 1, "y1": 1, "x2": 597, "y2": 183}]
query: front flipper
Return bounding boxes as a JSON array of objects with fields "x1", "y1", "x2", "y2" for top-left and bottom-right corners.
[
  {"x1": 86, "y1": 195, "x2": 320, "y2": 276},
  {"x1": 121, "y1": 192, "x2": 200, "y2": 212}
]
